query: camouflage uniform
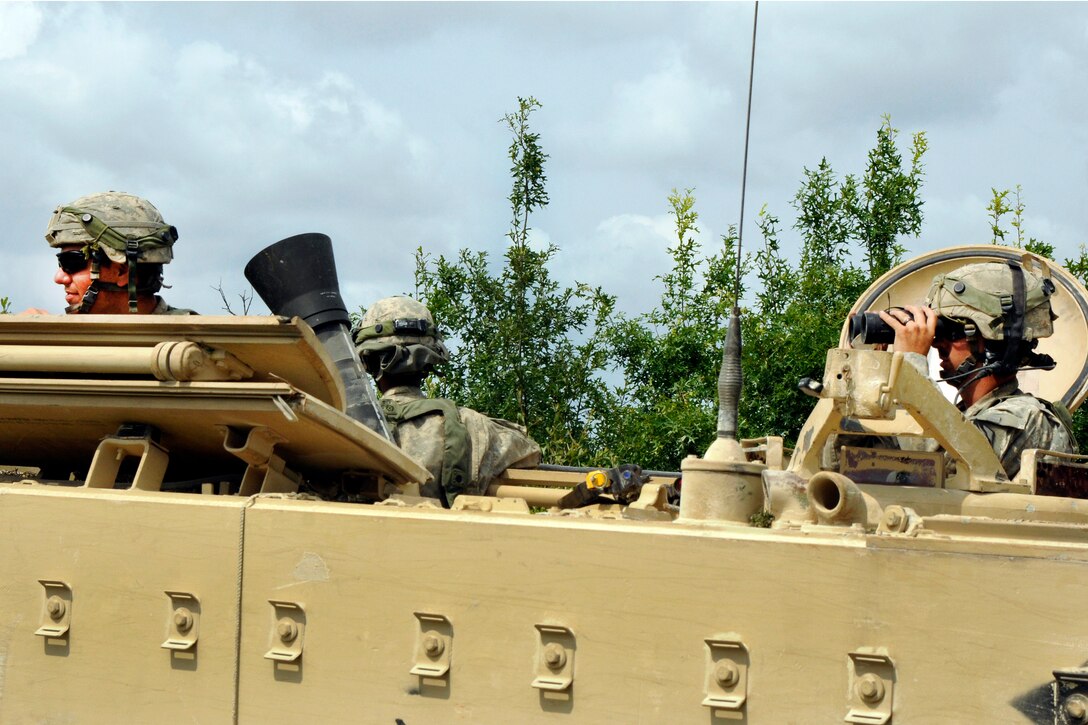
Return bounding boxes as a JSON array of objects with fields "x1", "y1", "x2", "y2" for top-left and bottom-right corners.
[
  {"x1": 151, "y1": 297, "x2": 196, "y2": 316},
  {"x1": 356, "y1": 296, "x2": 541, "y2": 506},
  {"x1": 959, "y1": 380, "x2": 1076, "y2": 479},
  {"x1": 380, "y1": 384, "x2": 541, "y2": 504}
]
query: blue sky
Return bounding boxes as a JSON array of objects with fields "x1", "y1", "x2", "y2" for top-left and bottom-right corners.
[{"x1": 2, "y1": 2, "x2": 1085, "y2": 318}]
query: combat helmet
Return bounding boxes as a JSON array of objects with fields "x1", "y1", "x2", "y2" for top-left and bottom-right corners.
[
  {"x1": 355, "y1": 296, "x2": 449, "y2": 380},
  {"x1": 926, "y1": 258, "x2": 1058, "y2": 377},
  {"x1": 45, "y1": 191, "x2": 179, "y2": 313}
]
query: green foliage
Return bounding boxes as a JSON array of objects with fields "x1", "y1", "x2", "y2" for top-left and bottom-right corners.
[
  {"x1": 0, "y1": 297, "x2": 11, "y2": 314},
  {"x1": 740, "y1": 119, "x2": 926, "y2": 442},
  {"x1": 597, "y1": 117, "x2": 927, "y2": 468},
  {"x1": 415, "y1": 98, "x2": 616, "y2": 464},
  {"x1": 598, "y1": 189, "x2": 745, "y2": 469},
  {"x1": 1063, "y1": 244, "x2": 1088, "y2": 445},
  {"x1": 989, "y1": 184, "x2": 1055, "y2": 258}
]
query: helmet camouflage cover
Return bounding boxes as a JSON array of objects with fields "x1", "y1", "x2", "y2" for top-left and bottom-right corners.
[
  {"x1": 926, "y1": 260, "x2": 1057, "y2": 342},
  {"x1": 355, "y1": 296, "x2": 450, "y2": 379},
  {"x1": 45, "y1": 191, "x2": 177, "y2": 265}
]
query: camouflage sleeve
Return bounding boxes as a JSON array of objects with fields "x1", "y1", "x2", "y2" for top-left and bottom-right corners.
[
  {"x1": 970, "y1": 398, "x2": 1078, "y2": 479},
  {"x1": 458, "y1": 408, "x2": 542, "y2": 490}
]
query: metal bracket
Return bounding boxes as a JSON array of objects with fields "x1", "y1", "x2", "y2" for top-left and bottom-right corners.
[
  {"x1": 847, "y1": 649, "x2": 895, "y2": 724},
  {"x1": 1055, "y1": 668, "x2": 1088, "y2": 725},
  {"x1": 264, "y1": 600, "x2": 305, "y2": 662},
  {"x1": 702, "y1": 637, "x2": 748, "y2": 710},
  {"x1": 161, "y1": 591, "x2": 200, "y2": 651},
  {"x1": 532, "y1": 624, "x2": 575, "y2": 691},
  {"x1": 222, "y1": 426, "x2": 300, "y2": 496},
  {"x1": 85, "y1": 428, "x2": 169, "y2": 491},
  {"x1": 35, "y1": 579, "x2": 72, "y2": 638},
  {"x1": 410, "y1": 612, "x2": 452, "y2": 677}
]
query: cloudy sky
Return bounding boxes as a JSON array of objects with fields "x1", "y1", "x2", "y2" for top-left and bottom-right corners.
[{"x1": 2, "y1": 1, "x2": 1086, "y2": 320}]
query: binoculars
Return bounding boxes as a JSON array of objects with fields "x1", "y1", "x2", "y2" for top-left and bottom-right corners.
[{"x1": 849, "y1": 309, "x2": 962, "y2": 345}]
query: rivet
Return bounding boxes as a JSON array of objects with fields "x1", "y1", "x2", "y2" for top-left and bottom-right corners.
[
  {"x1": 857, "y1": 673, "x2": 885, "y2": 703},
  {"x1": 714, "y1": 661, "x2": 739, "y2": 687},
  {"x1": 422, "y1": 632, "x2": 444, "y2": 657},
  {"x1": 46, "y1": 596, "x2": 66, "y2": 620},
  {"x1": 277, "y1": 618, "x2": 298, "y2": 643},
  {"x1": 543, "y1": 643, "x2": 566, "y2": 669},
  {"x1": 953, "y1": 281, "x2": 966, "y2": 294},
  {"x1": 174, "y1": 608, "x2": 193, "y2": 633},
  {"x1": 1065, "y1": 694, "x2": 1088, "y2": 723},
  {"x1": 81, "y1": 213, "x2": 92, "y2": 223}
]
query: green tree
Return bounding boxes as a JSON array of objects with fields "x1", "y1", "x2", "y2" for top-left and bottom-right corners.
[
  {"x1": 598, "y1": 189, "x2": 745, "y2": 470},
  {"x1": 740, "y1": 119, "x2": 927, "y2": 442},
  {"x1": 414, "y1": 97, "x2": 616, "y2": 464},
  {"x1": 594, "y1": 118, "x2": 928, "y2": 470}
]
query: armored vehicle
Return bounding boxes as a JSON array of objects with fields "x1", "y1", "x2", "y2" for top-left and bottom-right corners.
[{"x1": 2, "y1": 241, "x2": 1087, "y2": 723}]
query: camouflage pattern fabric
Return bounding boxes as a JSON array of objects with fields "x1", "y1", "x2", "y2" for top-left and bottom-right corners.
[
  {"x1": 959, "y1": 379, "x2": 1078, "y2": 479},
  {"x1": 151, "y1": 297, "x2": 197, "y2": 315},
  {"x1": 381, "y1": 385, "x2": 541, "y2": 503}
]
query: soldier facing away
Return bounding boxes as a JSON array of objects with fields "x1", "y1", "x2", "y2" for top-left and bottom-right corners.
[
  {"x1": 26, "y1": 191, "x2": 193, "y2": 315},
  {"x1": 877, "y1": 259, "x2": 1077, "y2": 478},
  {"x1": 355, "y1": 296, "x2": 541, "y2": 506}
]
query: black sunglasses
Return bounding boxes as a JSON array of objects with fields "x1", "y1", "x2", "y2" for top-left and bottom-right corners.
[{"x1": 56, "y1": 250, "x2": 90, "y2": 275}]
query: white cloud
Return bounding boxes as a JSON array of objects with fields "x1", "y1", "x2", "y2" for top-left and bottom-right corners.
[
  {"x1": 0, "y1": 3, "x2": 42, "y2": 61},
  {"x1": 607, "y1": 55, "x2": 731, "y2": 160}
]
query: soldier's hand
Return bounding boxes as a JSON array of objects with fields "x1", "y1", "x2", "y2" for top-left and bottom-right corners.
[{"x1": 878, "y1": 305, "x2": 937, "y2": 355}]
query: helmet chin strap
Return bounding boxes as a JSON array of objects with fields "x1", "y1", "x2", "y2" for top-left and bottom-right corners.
[{"x1": 66, "y1": 276, "x2": 154, "y2": 314}]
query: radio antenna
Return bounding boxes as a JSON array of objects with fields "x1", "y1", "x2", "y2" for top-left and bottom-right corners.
[{"x1": 714, "y1": 1, "x2": 759, "y2": 449}]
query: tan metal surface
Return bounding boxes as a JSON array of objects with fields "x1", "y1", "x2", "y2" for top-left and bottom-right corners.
[
  {"x1": 0, "y1": 314, "x2": 346, "y2": 410},
  {"x1": 225, "y1": 498, "x2": 1087, "y2": 722},
  {"x1": 0, "y1": 378, "x2": 426, "y2": 484},
  {"x1": 0, "y1": 486, "x2": 246, "y2": 723}
]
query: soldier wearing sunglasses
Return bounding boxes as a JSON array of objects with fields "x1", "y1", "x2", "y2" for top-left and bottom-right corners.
[{"x1": 26, "y1": 191, "x2": 194, "y2": 315}]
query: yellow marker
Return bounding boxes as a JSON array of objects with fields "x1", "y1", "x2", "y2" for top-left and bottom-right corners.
[{"x1": 585, "y1": 470, "x2": 608, "y2": 489}]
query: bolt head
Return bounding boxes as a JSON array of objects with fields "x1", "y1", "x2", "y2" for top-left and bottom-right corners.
[
  {"x1": 422, "y1": 632, "x2": 444, "y2": 657},
  {"x1": 174, "y1": 608, "x2": 193, "y2": 633},
  {"x1": 715, "y1": 661, "x2": 739, "y2": 688},
  {"x1": 46, "y1": 596, "x2": 66, "y2": 620},
  {"x1": 1066, "y1": 694, "x2": 1088, "y2": 722},
  {"x1": 857, "y1": 673, "x2": 885, "y2": 703},
  {"x1": 277, "y1": 618, "x2": 298, "y2": 642},
  {"x1": 543, "y1": 643, "x2": 566, "y2": 669}
]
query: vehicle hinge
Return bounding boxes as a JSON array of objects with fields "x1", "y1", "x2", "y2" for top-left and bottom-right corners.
[{"x1": 702, "y1": 636, "x2": 748, "y2": 711}]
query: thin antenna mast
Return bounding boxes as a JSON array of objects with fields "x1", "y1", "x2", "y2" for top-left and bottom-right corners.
[
  {"x1": 734, "y1": 1, "x2": 759, "y2": 310},
  {"x1": 715, "y1": 1, "x2": 759, "y2": 446}
]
